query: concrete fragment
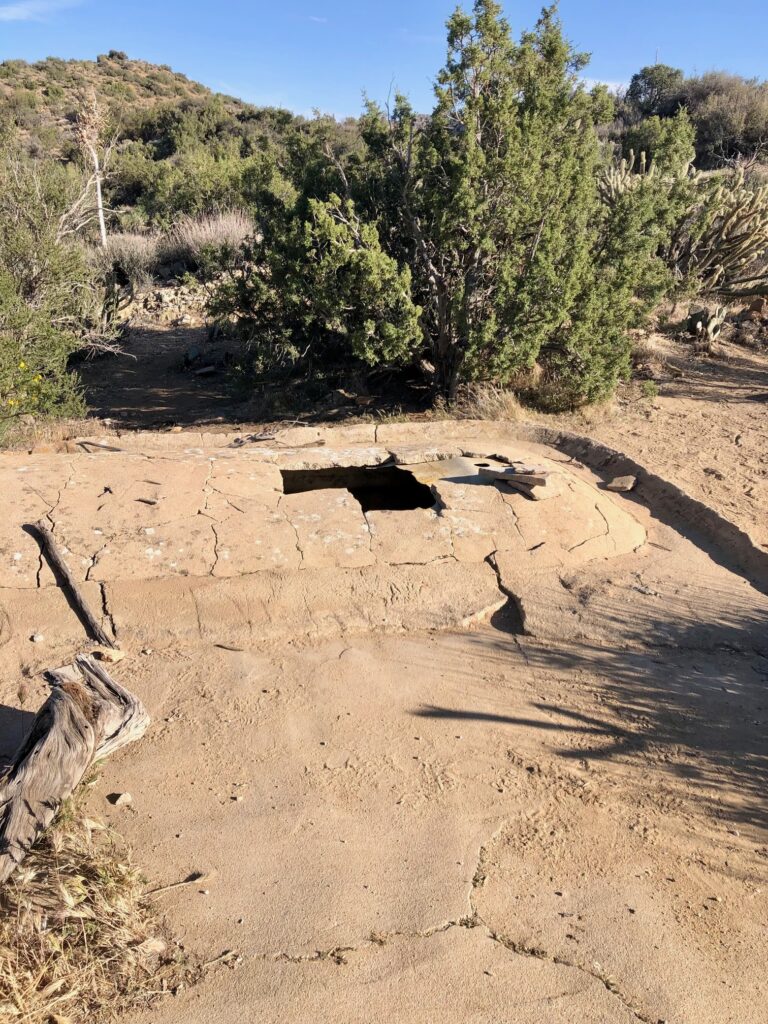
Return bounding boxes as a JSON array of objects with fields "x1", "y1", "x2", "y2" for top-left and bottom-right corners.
[{"x1": 606, "y1": 475, "x2": 638, "y2": 493}]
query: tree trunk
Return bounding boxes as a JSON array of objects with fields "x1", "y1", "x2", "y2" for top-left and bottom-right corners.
[
  {"x1": 0, "y1": 656, "x2": 149, "y2": 883},
  {"x1": 32, "y1": 519, "x2": 117, "y2": 648},
  {"x1": 87, "y1": 143, "x2": 108, "y2": 248}
]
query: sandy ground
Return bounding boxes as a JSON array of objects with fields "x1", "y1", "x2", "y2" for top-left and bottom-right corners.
[
  {"x1": 1, "y1": 419, "x2": 766, "y2": 1024},
  {"x1": 559, "y1": 336, "x2": 768, "y2": 553}
]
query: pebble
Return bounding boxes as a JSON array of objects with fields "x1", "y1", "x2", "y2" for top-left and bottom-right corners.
[
  {"x1": 112, "y1": 792, "x2": 133, "y2": 807},
  {"x1": 93, "y1": 646, "x2": 126, "y2": 663},
  {"x1": 606, "y1": 475, "x2": 637, "y2": 493},
  {"x1": 30, "y1": 634, "x2": 44, "y2": 643}
]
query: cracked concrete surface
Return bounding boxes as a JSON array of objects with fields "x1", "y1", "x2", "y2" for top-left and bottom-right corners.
[{"x1": 1, "y1": 423, "x2": 766, "y2": 1024}]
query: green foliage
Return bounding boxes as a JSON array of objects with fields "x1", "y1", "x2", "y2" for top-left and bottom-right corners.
[
  {"x1": 357, "y1": 2, "x2": 663, "y2": 407},
  {"x1": 209, "y1": 194, "x2": 421, "y2": 373},
  {"x1": 620, "y1": 64, "x2": 768, "y2": 169},
  {"x1": 677, "y1": 72, "x2": 768, "y2": 168},
  {"x1": 0, "y1": 140, "x2": 97, "y2": 425},
  {"x1": 622, "y1": 111, "x2": 696, "y2": 172},
  {"x1": 625, "y1": 64, "x2": 684, "y2": 118},
  {"x1": 210, "y1": 1, "x2": 684, "y2": 410}
]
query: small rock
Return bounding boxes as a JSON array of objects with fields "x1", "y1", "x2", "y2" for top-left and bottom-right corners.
[
  {"x1": 108, "y1": 792, "x2": 133, "y2": 807},
  {"x1": 141, "y1": 647, "x2": 153, "y2": 656},
  {"x1": 606, "y1": 475, "x2": 637, "y2": 493},
  {"x1": 30, "y1": 634, "x2": 44, "y2": 643},
  {"x1": 93, "y1": 646, "x2": 126, "y2": 664},
  {"x1": 137, "y1": 937, "x2": 167, "y2": 957}
]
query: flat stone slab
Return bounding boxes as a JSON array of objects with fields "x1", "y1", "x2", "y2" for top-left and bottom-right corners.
[
  {"x1": 0, "y1": 437, "x2": 646, "y2": 589},
  {"x1": 366, "y1": 509, "x2": 453, "y2": 564},
  {"x1": 279, "y1": 490, "x2": 374, "y2": 569}
]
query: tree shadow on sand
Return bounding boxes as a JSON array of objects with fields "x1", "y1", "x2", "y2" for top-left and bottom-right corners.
[
  {"x1": 75, "y1": 325, "x2": 250, "y2": 429},
  {"x1": 415, "y1": 596, "x2": 768, "y2": 832}
]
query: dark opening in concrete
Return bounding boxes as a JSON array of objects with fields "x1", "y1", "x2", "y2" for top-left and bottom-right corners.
[{"x1": 280, "y1": 465, "x2": 436, "y2": 513}]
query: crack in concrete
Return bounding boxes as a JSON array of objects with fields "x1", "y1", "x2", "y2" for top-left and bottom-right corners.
[
  {"x1": 361, "y1": 511, "x2": 375, "y2": 556},
  {"x1": 264, "y1": 897, "x2": 655, "y2": 1021},
  {"x1": 84, "y1": 541, "x2": 110, "y2": 582},
  {"x1": 99, "y1": 583, "x2": 117, "y2": 641},
  {"x1": 210, "y1": 524, "x2": 221, "y2": 576},
  {"x1": 594, "y1": 503, "x2": 616, "y2": 553},
  {"x1": 266, "y1": 915, "x2": 479, "y2": 966},
  {"x1": 485, "y1": 930, "x2": 656, "y2": 1023},
  {"x1": 198, "y1": 458, "x2": 216, "y2": 517},
  {"x1": 260, "y1": 815, "x2": 662, "y2": 1021},
  {"x1": 467, "y1": 826, "x2": 657, "y2": 1024},
  {"x1": 484, "y1": 549, "x2": 528, "y2": 639},
  {"x1": 30, "y1": 461, "x2": 76, "y2": 587},
  {"x1": 277, "y1": 497, "x2": 305, "y2": 566},
  {"x1": 568, "y1": 503, "x2": 611, "y2": 554}
]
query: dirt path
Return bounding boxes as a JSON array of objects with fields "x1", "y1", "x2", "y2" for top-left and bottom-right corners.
[
  {"x1": 559, "y1": 337, "x2": 768, "y2": 551},
  {"x1": 76, "y1": 325, "x2": 251, "y2": 429}
]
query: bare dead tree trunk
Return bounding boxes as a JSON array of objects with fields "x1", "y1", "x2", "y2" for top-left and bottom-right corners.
[
  {"x1": 87, "y1": 142, "x2": 109, "y2": 249},
  {"x1": 31, "y1": 519, "x2": 117, "y2": 649},
  {"x1": 0, "y1": 656, "x2": 149, "y2": 883},
  {"x1": 75, "y1": 90, "x2": 111, "y2": 249}
]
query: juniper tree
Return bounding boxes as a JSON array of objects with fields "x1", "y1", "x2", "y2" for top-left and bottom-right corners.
[
  {"x1": 363, "y1": 2, "x2": 621, "y2": 399},
  {"x1": 213, "y1": 1, "x2": 684, "y2": 408},
  {"x1": 208, "y1": 193, "x2": 421, "y2": 373}
]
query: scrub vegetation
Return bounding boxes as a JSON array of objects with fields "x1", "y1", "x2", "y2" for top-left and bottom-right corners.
[{"x1": 1, "y1": 1, "x2": 767, "y2": 428}]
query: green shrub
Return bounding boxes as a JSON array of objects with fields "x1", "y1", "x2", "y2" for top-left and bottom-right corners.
[
  {"x1": 0, "y1": 140, "x2": 102, "y2": 427},
  {"x1": 209, "y1": 2, "x2": 679, "y2": 410},
  {"x1": 208, "y1": 194, "x2": 421, "y2": 373},
  {"x1": 621, "y1": 63, "x2": 768, "y2": 169},
  {"x1": 622, "y1": 111, "x2": 696, "y2": 172}
]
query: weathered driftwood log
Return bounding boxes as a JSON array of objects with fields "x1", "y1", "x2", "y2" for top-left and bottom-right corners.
[
  {"x1": 31, "y1": 519, "x2": 117, "y2": 649},
  {"x1": 0, "y1": 655, "x2": 149, "y2": 883}
]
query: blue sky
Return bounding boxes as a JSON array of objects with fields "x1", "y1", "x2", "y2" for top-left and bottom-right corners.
[{"x1": 1, "y1": 1, "x2": 766, "y2": 117}]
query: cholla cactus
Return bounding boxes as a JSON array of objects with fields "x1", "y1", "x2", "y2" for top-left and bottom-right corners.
[
  {"x1": 598, "y1": 150, "x2": 655, "y2": 206},
  {"x1": 668, "y1": 170, "x2": 768, "y2": 296},
  {"x1": 686, "y1": 305, "x2": 727, "y2": 345}
]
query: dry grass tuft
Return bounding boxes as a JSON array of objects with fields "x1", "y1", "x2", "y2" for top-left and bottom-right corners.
[
  {"x1": 446, "y1": 382, "x2": 525, "y2": 421},
  {"x1": 0, "y1": 778, "x2": 191, "y2": 1024},
  {"x1": 161, "y1": 210, "x2": 253, "y2": 266},
  {"x1": 96, "y1": 232, "x2": 162, "y2": 290}
]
